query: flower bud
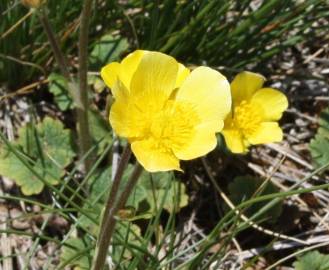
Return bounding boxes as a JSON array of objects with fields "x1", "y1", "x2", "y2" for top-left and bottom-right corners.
[{"x1": 21, "y1": 0, "x2": 44, "y2": 8}]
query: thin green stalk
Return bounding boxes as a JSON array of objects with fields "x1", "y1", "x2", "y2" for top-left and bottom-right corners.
[
  {"x1": 38, "y1": 4, "x2": 92, "y2": 172},
  {"x1": 168, "y1": 162, "x2": 329, "y2": 270},
  {"x1": 90, "y1": 145, "x2": 131, "y2": 270},
  {"x1": 116, "y1": 222, "x2": 133, "y2": 268},
  {"x1": 0, "y1": 132, "x2": 97, "y2": 224},
  {"x1": 58, "y1": 247, "x2": 94, "y2": 270},
  {"x1": 22, "y1": 144, "x2": 108, "y2": 269},
  {"x1": 64, "y1": 141, "x2": 114, "y2": 208},
  {"x1": 265, "y1": 241, "x2": 329, "y2": 270},
  {"x1": 129, "y1": 174, "x2": 174, "y2": 269},
  {"x1": 98, "y1": 145, "x2": 132, "y2": 239},
  {"x1": 77, "y1": 0, "x2": 94, "y2": 172},
  {"x1": 37, "y1": 8, "x2": 71, "y2": 80},
  {"x1": 0, "y1": 229, "x2": 61, "y2": 245},
  {"x1": 92, "y1": 163, "x2": 143, "y2": 270}
]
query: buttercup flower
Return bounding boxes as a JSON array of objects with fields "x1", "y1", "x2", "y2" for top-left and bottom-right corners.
[
  {"x1": 101, "y1": 50, "x2": 231, "y2": 172},
  {"x1": 222, "y1": 71, "x2": 288, "y2": 154}
]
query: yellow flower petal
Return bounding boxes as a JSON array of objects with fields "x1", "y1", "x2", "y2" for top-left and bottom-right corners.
[
  {"x1": 100, "y1": 62, "x2": 120, "y2": 89},
  {"x1": 251, "y1": 88, "x2": 288, "y2": 121},
  {"x1": 175, "y1": 66, "x2": 231, "y2": 132},
  {"x1": 222, "y1": 129, "x2": 248, "y2": 153},
  {"x1": 173, "y1": 129, "x2": 218, "y2": 160},
  {"x1": 119, "y1": 50, "x2": 146, "y2": 89},
  {"x1": 100, "y1": 50, "x2": 146, "y2": 97},
  {"x1": 231, "y1": 71, "x2": 265, "y2": 105},
  {"x1": 109, "y1": 101, "x2": 130, "y2": 137},
  {"x1": 130, "y1": 51, "x2": 179, "y2": 110},
  {"x1": 109, "y1": 81, "x2": 145, "y2": 138},
  {"x1": 175, "y1": 63, "x2": 190, "y2": 88},
  {"x1": 248, "y1": 122, "x2": 283, "y2": 145},
  {"x1": 131, "y1": 139, "x2": 181, "y2": 172}
]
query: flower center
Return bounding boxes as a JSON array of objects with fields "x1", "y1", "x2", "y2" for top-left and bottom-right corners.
[
  {"x1": 149, "y1": 100, "x2": 199, "y2": 152},
  {"x1": 233, "y1": 101, "x2": 262, "y2": 137}
]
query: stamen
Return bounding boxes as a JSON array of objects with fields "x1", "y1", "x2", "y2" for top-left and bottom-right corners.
[{"x1": 233, "y1": 101, "x2": 262, "y2": 137}]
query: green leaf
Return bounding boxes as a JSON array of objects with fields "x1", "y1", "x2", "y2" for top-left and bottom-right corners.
[
  {"x1": 88, "y1": 109, "x2": 112, "y2": 154},
  {"x1": 0, "y1": 149, "x2": 44, "y2": 195},
  {"x1": 83, "y1": 169, "x2": 187, "y2": 232},
  {"x1": 310, "y1": 107, "x2": 329, "y2": 170},
  {"x1": 0, "y1": 117, "x2": 75, "y2": 195},
  {"x1": 89, "y1": 166, "x2": 148, "y2": 208},
  {"x1": 79, "y1": 166, "x2": 147, "y2": 235},
  {"x1": 318, "y1": 108, "x2": 329, "y2": 135},
  {"x1": 156, "y1": 181, "x2": 188, "y2": 213},
  {"x1": 88, "y1": 74, "x2": 106, "y2": 93},
  {"x1": 90, "y1": 34, "x2": 129, "y2": 68},
  {"x1": 228, "y1": 176, "x2": 282, "y2": 223},
  {"x1": 78, "y1": 168, "x2": 112, "y2": 236},
  {"x1": 141, "y1": 172, "x2": 189, "y2": 213},
  {"x1": 293, "y1": 251, "x2": 329, "y2": 270},
  {"x1": 78, "y1": 202, "x2": 103, "y2": 237},
  {"x1": 48, "y1": 73, "x2": 74, "y2": 111},
  {"x1": 112, "y1": 222, "x2": 142, "y2": 262},
  {"x1": 18, "y1": 117, "x2": 75, "y2": 167},
  {"x1": 310, "y1": 134, "x2": 329, "y2": 170},
  {"x1": 60, "y1": 237, "x2": 93, "y2": 270},
  {"x1": 89, "y1": 167, "x2": 112, "y2": 202},
  {"x1": 115, "y1": 222, "x2": 141, "y2": 244}
]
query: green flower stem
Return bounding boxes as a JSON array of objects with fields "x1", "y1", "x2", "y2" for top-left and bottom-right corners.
[
  {"x1": 38, "y1": 8, "x2": 71, "y2": 82},
  {"x1": 77, "y1": 0, "x2": 94, "y2": 172},
  {"x1": 92, "y1": 145, "x2": 131, "y2": 270},
  {"x1": 92, "y1": 161, "x2": 143, "y2": 270},
  {"x1": 99, "y1": 145, "x2": 132, "y2": 238},
  {"x1": 39, "y1": 1, "x2": 95, "y2": 173}
]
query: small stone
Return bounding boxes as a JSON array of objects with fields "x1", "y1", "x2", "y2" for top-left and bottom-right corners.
[{"x1": 10, "y1": 208, "x2": 30, "y2": 230}]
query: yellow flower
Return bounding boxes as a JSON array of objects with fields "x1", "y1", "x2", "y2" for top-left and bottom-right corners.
[
  {"x1": 222, "y1": 71, "x2": 288, "y2": 154},
  {"x1": 101, "y1": 50, "x2": 231, "y2": 172}
]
